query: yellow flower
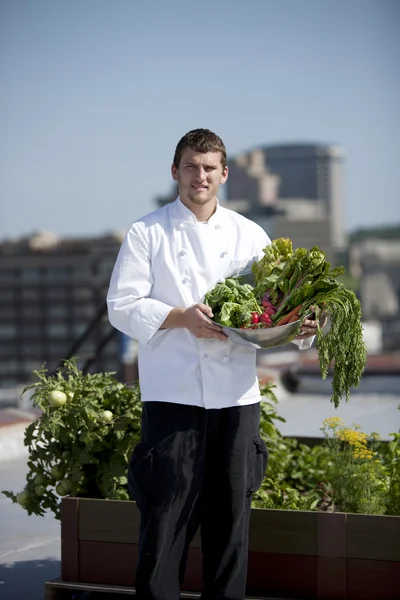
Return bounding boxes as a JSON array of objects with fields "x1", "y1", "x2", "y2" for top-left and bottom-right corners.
[
  {"x1": 322, "y1": 417, "x2": 345, "y2": 430},
  {"x1": 352, "y1": 447, "x2": 373, "y2": 460},
  {"x1": 337, "y1": 428, "x2": 368, "y2": 447}
]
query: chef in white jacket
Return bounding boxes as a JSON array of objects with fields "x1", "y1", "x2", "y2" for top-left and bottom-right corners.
[{"x1": 107, "y1": 129, "x2": 318, "y2": 600}]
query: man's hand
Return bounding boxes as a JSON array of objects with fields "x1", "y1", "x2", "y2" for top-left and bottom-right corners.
[
  {"x1": 182, "y1": 304, "x2": 228, "y2": 342},
  {"x1": 295, "y1": 306, "x2": 328, "y2": 340},
  {"x1": 161, "y1": 304, "x2": 228, "y2": 342}
]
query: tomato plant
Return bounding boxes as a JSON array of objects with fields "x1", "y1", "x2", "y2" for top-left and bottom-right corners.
[{"x1": 2, "y1": 358, "x2": 142, "y2": 519}]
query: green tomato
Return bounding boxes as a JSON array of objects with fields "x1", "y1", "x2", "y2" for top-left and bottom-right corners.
[
  {"x1": 51, "y1": 465, "x2": 63, "y2": 480},
  {"x1": 48, "y1": 390, "x2": 67, "y2": 407},
  {"x1": 56, "y1": 480, "x2": 71, "y2": 497},
  {"x1": 34, "y1": 474, "x2": 46, "y2": 485},
  {"x1": 34, "y1": 484, "x2": 46, "y2": 496},
  {"x1": 56, "y1": 483, "x2": 68, "y2": 497},
  {"x1": 16, "y1": 490, "x2": 30, "y2": 507},
  {"x1": 101, "y1": 410, "x2": 113, "y2": 423}
]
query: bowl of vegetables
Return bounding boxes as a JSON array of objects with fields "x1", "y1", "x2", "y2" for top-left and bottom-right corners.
[
  {"x1": 205, "y1": 238, "x2": 367, "y2": 407},
  {"x1": 206, "y1": 280, "x2": 308, "y2": 349}
]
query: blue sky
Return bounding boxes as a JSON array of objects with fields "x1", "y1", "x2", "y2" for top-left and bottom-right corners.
[{"x1": 1, "y1": 0, "x2": 399, "y2": 239}]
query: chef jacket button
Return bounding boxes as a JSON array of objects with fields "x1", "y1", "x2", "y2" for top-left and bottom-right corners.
[
  {"x1": 222, "y1": 354, "x2": 229, "y2": 362},
  {"x1": 182, "y1": 277, "x2": 189, "y2": 284},
  {"x1": 221, "y1": 251, "x2": 228, "y2": 257},
  {"x1": 178, "y1": 223, "x2": 184, "y2": 230},
  {"x1": 215, "y1": 224, "x2": 221, "y2": 229},
  {"x1": 180, "y1": 249, "x2": 186, "y2": 257}
]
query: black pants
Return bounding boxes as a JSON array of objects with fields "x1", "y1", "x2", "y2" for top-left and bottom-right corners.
[{"x1": 127, "y1": 401, "x2": 268, "y2": 600}]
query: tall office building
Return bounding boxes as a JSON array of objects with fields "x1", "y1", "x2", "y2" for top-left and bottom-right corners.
[
  {"x1": 262, "y1": 143, "x2": 346, "y2": 250},
  {"x1": 226, "y1": 143, "x2": 347, "y2": 258}
]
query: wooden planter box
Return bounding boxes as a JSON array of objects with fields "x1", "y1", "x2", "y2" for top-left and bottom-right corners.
[{"x1": 61, "y1": 498, "x2": 400, "y2": 599}]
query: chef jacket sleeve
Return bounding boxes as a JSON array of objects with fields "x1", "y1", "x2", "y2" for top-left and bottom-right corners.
[{"x1": 106, "y1": 224, "x2": 174, "y2": 345}]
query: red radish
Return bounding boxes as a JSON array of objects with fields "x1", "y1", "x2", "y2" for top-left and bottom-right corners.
[
  {"x1": 250, "y1": 312, "x2": 260, "y2": 324},
  {"x1": 259, "y1": 313, "x2": 272, "y2": 324},
  {"x1": 264, "y1": 305, "x2": 276, "y2": 316},
  {"x1": 261, "y1": 293, "x2": 271, "y2": 307}
]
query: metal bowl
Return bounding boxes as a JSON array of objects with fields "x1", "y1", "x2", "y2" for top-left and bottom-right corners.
[{"x1": 214, "y1": 318, "x2": 303, "y2": 350}]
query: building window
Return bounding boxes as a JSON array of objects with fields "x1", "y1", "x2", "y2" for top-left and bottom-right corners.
[
  {"x1": 76, "y1": 305, "x2": 95, "y2": 318},
  {"x1": 22, "y1": 289, "x2": 40, "y2": 301},
  {"x1": 0, "y1": 307, "x2": 15, "y2": 320},
  {"x1": 0, "y1": 289, "x2": 14, "y2": 303},
  {"x1": 74, "y1": 287, "x2": 92, "y2": 299},
  {"x1": 73, "y1": 323, "x2": 89, "y2": 337},
  {"x1": 49, "y1": 341, "x2": 69, "y2": 355},
  {"x1": 22, "y1": 324, "x2": 42, "y2": 337},
  {"x1": 47, "y1": 305, "x2": 69, "y2": 318},
  {"x1": 22, "y1": 305, "x2": 41, "y2": 318},
  {"x1": 0, "y1": 377, "x2": 18, "y2": 387},
  {"x1": 46, "y1": 288, "x2": 67, "y2": 300},
  {"x1": 0, "y1": 268, "x2": 15, "y2": 280},
  {"x1": 44, "y1": 267, "x2": 69, "y2": 280},
  {"x1": 0, "y1": 360, "x2": 18, "y2": 374},
  {"x1": 73, "y1": 266, "x2": 92, "y2": 279},
  {"x1": 0, "y1": 324, "x2": 17, "y2": 338},
  {"x1": 21, "y1": 343, "x2": 42, "y2": 357},
  {"x1": 21, "y1": 360, "x2": 42, "y2": 373},
  {"x1": 47, "y1": 323, "x2": 68, "y2": 338},
  {"x1": 21, "y1": 267, "x2": 41, "y2": 281}
]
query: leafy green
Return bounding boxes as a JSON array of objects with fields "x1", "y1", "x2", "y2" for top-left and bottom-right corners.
[
  {"x1": 251, "y1": 238, "x2": 366, "y2": 407},
  {"x1": 204, "y1": 278, "x2": 261, "y2": 327}
]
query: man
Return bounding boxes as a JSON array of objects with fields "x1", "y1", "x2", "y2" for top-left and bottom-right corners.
[{"x1": 107, "y1": 129, "x2": 318, "y2": 600}]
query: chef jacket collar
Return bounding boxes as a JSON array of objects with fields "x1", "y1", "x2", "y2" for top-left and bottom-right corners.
[{"x1": 171, "y1": 197, "x2": 223, "y2": 229}]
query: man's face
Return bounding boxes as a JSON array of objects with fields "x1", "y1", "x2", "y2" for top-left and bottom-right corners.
[{"x1": 171, "y1": 148, "x2": 228, "y2": 208}]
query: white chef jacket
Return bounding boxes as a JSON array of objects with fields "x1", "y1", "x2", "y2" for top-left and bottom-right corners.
[{"x1": 107, "y1": 197, "x2": 312, "y2": 409}]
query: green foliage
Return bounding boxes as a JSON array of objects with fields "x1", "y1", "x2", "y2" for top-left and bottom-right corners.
[
  {"x1": 379, "y1": 429, "x2": 400, "y2": 516},
  {"x1": 321, "y1": 418, "x2": 396, "y2": 515},
  {"x1": 252, "y1": 238, "x2": 367, "y2": 408},
  {"x1": 3, "y1": 367, "x2": 398, "y2": 519},
  {"x1": 255, "y1": 384, "x2": 332, "y2": 511},
  {"x1": 2, "y1": 358, "x2": 142, "y2": 519}
]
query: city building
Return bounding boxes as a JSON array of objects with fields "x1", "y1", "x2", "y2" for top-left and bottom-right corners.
[
  {"x1": 0, "y1": 231, "x2": 125, "y2": 387},
  {"x1": 349, "y1": 239, "x2": 400, "y2": 350},
  {"x1": 226, "y1": 143, "x2": 347, "y2": 261}
]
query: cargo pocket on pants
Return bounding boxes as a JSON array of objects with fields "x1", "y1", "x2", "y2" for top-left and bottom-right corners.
[
  {"x1": 247, "y1": 436, "x2": 269, "y2": 495},
  {"x1": 128, "y1": 442, "x2": 154, "y2": 506}
]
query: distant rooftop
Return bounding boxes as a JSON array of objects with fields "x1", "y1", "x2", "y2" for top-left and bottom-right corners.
[{"x1": 0, "y1": 231, "x2": 125, "y2": 256}]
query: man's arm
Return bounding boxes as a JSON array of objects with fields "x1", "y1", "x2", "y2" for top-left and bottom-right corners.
[
  {"x1": 107, "y1": 225, "x2": 174, "y2": 345},
  {"x1": 107, "y1": 225, "x2": 227, "y2": 344}
]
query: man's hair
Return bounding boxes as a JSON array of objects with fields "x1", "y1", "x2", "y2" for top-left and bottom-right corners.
[{"x1": 173, "y1": 129, "x2": 227, "y2": 169}]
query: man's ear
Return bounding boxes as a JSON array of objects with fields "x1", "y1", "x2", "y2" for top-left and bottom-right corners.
[
  {"x1": 171, "y1": 163, "x2": 179, "y2": 181},
  {"x1": 220, "y1": 166, "x2": 228, "y2": 184}
]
